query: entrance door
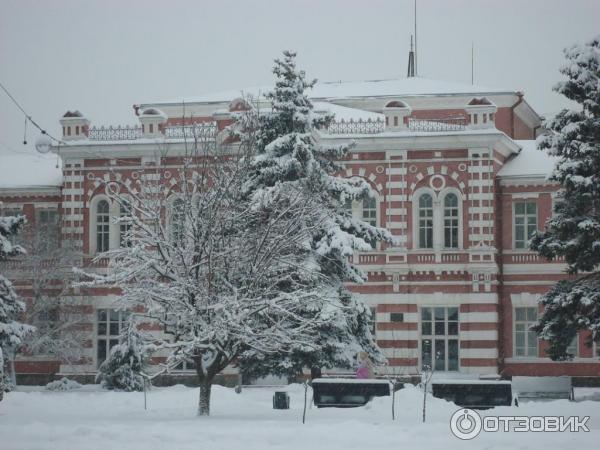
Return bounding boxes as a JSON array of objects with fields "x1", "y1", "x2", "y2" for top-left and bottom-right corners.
[{"x1": 420, "y1": 306, "x2": 459, "y2": 371}]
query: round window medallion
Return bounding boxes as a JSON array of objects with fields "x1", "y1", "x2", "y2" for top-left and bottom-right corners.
[
  {"x1": 86, "y1": 172, "x2": 95, "y2": 180},
  {"x1": 164, "y1": 170, "x2": 172, "y2": 179},
  {"x1": 429, "y1": 174, "x2": 446, "y2": 191},
  {"x1": 131, "y1": 171, "x2": 139, "y2": 180},
  {"x1": 458, "y1": 163, "x2": 467, "y2": 172},
  {"x1": 105, "y1": 182, "x2": 120, "y2": 196},
  {"x1": 409, "y1": 165, "x2": 418, "y2": 173},
  {"x1": 375, "y1": 165, "x2": 384, "y2": 174}
]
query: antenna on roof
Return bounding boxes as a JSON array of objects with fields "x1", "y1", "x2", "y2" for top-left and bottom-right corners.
[
  {"x1": 407, "y1": 36, "x2": 415, "y2": 78},
  {"x1": 414, "y1": 0, "x2": 418, "y2": 76}
]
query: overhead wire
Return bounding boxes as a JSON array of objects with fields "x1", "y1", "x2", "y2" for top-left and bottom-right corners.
[{"x1": 0, "y1": 79, "x2": 64, "y2": 145}]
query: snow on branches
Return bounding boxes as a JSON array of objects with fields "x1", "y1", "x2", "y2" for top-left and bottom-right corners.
[
  {"x1": 531, "y1": 35, "x2": 600, "y2": 359},
  {"x1": 236, "y1": 51, "x2": 392, "y2": 379},
  {"x1": 0, "y1": 213, "x2": 35, "y2": 388}
]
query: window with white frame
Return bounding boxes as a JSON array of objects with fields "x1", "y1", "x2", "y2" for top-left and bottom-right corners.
[
  {"x1": 421, "y1": 306, "x2": 459, "y2": 371},
  {"x1": 418, "y1": 193, "x2": 434, "y2": 249},
  {"x1": 119, "y1": 201, "x2": 132, "y2": 247},
  {"x1": 368, "y1": 306, "x2": 376, "y2": 336},
  {"x1": 514, "y1": 202, "x2": 537, "y2": 249},
  {"x1": 96, "y1": 309, "x2": 129, "y2": 367},
  {"x1": 362, "y1": 197, "x2": 377, "y2": 248},
  {"x1": 443, "y1": 193, "x2": 459, "y2": 248},
  {"x1": 514, "y1": 307, "x2": 538, "y2": 357},
  {"x1": 96, "y1": 200, "x2": 110, "y2": 253},
  {"x1": 343, "y1": 195, "x2": 379, "y2": 248},
  {"x1": 37, "y1": 208, "x2": 59, "y2": 251},
  {"x1": 170, "y1": 197, "x2": 186, "y2": 245},
  {"x1": 1, "y1": 206, "x2": 25, "y2": 246},
  {"x1": 413, "y1": 189, "x2": 462, "y2": 251},
  {"x1": 566, "y1": 336, "x2": 578, "y2": 357}
]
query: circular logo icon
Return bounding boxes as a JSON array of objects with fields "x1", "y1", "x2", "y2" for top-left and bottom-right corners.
[{"x1": 450, "y1": 408, "x2": 482, "y2": 440}]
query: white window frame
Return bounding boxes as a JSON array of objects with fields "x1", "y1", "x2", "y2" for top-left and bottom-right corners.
[
  {"x1": 514, "y1": 306, "x2": 538, "y2": 357},
  {"x1": 344, "y1": 193, "x2": 380, "y2": 250},
  {"x1": 89, "y1": 195, "x2": 122, "y2": 255},
  {"x1": 96, "y1": 308, "x2": 129, "y2": 368},
  {"x1": 420, "y1": 306, "x2": 460, "y2": 372},
  {"x1": 167, "y1": 195, "x2": 187, "y2": 245},
  {"x1": 36, "y1": 207, "x2": 60, "y2": 251},
  {"x1": 412, "y1": 188, "x2": 463, "y2": 250},
  {"x1": 441, "y1": 190, "x2": 462, "y2": 249},
  {"x1": 513, "y1": 201, "x2": 538, "y2": 249}
]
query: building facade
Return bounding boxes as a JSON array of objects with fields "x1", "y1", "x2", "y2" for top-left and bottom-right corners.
[{"x1": 1, "y1": 76, "x2": 599, "y2": 384}]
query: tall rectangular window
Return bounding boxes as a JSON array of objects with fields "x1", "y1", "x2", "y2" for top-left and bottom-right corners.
[
  {"x1": 418, "y1": 194, "x2": 434, "y2": 249},
  {"x1": 443, "y1": 193, "x2": 459, "y2": 248},
  {"x1": 514, "y1": 307, "x2": 538, "y2": 357},
  {"x1": 368, "y1": 306, "x2": 376, "y2": 336},
  {"x1": 421, "y1": 306, "x2": 459, "y2": 371},
  {"x1": 119, "y1": 202, "x2": 132, "y2": 247},
  {"x1": 96, "y1": 200, "x2": 110, "y2": 253},
  {"x1": 362, "y1": 197, "x2": 377, "y2": 248},
  {"x1": 37, "y1": 208, "x2": 59, "y2": 251},
  {"x1": 97, "y1": 309, "x2": 129, "y2": 367},
  {"x1": 514, "y1": 202, "x2": 537, "y2": 249},
  {"x1": 1, "y1": 207, "x2": 24, "y2": 246}
]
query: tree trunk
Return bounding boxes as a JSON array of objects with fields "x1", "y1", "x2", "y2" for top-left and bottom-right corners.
[{"x1": 198, "y1": 380, "x2": 212, "y2": 416}]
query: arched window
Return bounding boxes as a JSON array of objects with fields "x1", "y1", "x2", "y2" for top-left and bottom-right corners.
[
  {"x1": 170, "y1": 198, "x2": 186, "y2": 244},
  {"x1": 444, "y1": 193, "x2": 459, "y2": 248},
  {"x1": 418, "y1": 194, "x2": 433, "y2": 248},
  {"x1": 119, "y1": 201, "x2": 132, "y2": 247},
  {"x1": 96, "y1": 200, "x2": 110, "y2": 253}
]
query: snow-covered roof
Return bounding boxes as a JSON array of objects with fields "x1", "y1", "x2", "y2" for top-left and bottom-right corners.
[
  {"x1": 312, "y1": 102, "x2": 383, "y2": 122},
  {"x1": 0, "y1": 152, "x2": 63, "y2": 189},
  {"x1": 148, "y1": 77, "x2": 514, "y2": 105},
  {"x1": 498, "y1": 140, "x2": 558, "y2": 178}
]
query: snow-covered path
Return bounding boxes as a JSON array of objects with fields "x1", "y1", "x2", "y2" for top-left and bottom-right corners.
[{"x1": 0, "y1": 384, "x2": 598, "y2": 450}]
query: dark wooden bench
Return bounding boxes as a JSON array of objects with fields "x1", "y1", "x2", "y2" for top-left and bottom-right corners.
[
  {"x1": 431, "y1": 380, "x2": 514, "y2": 409},
  {"x1": 311, "y1": 378, "x2": 390, "y2": 408}
]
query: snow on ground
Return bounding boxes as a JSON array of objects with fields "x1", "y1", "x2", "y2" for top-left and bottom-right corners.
[{"x1": 0, "y1": 384, "x2": 598, "y2": 450}]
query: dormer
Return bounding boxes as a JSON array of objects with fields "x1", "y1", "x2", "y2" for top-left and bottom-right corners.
[
  {"x1": 466, "y1": 97, "x2": 497, "y2": 130},
  {"x1": 138, "y1": 108, "x2": 167, "y2": 138},
  {"x1": 60, "y1": 110, "x2": 90, "y2": 141},
  {"x1": 382, "y1": 100, "x2": 411, "y2": 131}
]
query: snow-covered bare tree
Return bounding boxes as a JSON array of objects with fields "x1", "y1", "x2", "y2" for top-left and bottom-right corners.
[
  {"x1": 531, "y1": 35, "x2": 600, "y2": 359},
  {"x1": 0, "y1": 213, "x2": 35, "y2": 389},
  {"x1": 76, "y1": 130, "x2": 338, "y2": 415},
  {"x1": 237, "y1": 51, "x2": 393, "y2": 379},
  {"x1": 18, "y1": 225, "x2": 87, "y2": 366}
]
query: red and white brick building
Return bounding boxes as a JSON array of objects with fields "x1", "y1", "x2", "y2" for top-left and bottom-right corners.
[{"x1": 2, "y1": 76, "x2": 599, "y2": 383}]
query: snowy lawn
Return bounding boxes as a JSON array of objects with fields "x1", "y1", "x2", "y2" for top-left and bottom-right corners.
[{"x1": 0, "y1": 383, "x2": 598, "y2": 450}]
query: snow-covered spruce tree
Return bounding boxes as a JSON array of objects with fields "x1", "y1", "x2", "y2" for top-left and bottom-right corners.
[
  {"x1": 237, "y1": 51, "x2": 393, "y2": 379},
  {"x1": 0, "y1": 213, "x2": 34, "y2": 390},
  {"x1": 96, "y1": 319, "x2": 150, "y2": 391},
  {"x1": 77, "y1": 133, "x2": 335, "y2": 415},
  {"x1": 530, "y1": 35, "x2": 600, "y2": 360}
]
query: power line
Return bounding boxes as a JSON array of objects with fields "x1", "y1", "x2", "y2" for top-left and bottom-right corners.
[{"x1": 0, "y1": 79, "x2": 64, "y2": 144}]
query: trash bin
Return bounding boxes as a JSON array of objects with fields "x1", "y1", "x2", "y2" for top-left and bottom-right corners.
[{"x1": 273, "y1": 391, "x2": 290, "y2": 409}]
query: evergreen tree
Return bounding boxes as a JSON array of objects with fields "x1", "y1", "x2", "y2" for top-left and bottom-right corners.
[
  {"x1": 96, "y1": 319, "x2": 150, "y2": 391},
  {"x1": 531, "y1": 35, "x2": 600, "y2": 359},
  {"x1": 238, "y1": 51, "x2": 393, "y2": 378},
  {"x1": 0, "y1": 214, "x2": 34, "y2": 389}
]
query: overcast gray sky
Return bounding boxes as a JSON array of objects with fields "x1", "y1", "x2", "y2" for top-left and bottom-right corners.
[{"x1": 1, "y1": 0, "x2": 599, "y2": 156}]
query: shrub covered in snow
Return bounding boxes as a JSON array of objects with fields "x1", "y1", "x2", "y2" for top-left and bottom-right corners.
[
  {"x1": 45, "y1": 377, "x2": 82, "y2": 392},
  {"x1": 96, "y1": 320, "x2": 149, "y2": 392}
]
